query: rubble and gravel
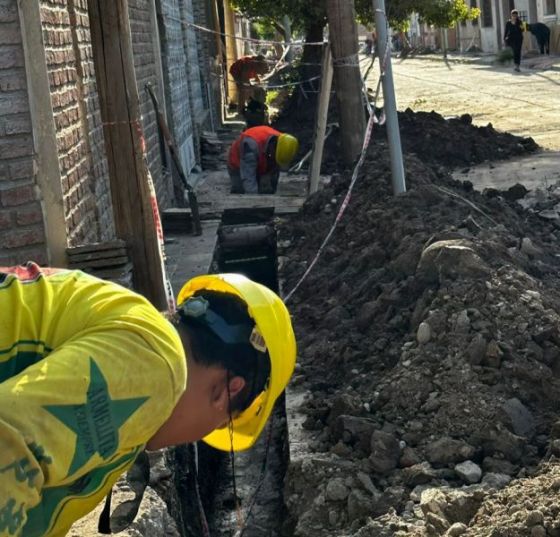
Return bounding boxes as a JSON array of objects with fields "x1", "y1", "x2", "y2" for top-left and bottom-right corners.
[{"x1": 279, "y1": 111, "x2": 560, "y2": 536}]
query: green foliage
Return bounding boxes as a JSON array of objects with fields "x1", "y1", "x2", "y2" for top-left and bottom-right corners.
[
  {"x1": 417, "y1": 0, "x2": 480, "y2": 28},
  {"x1": 497, "y1": 47, "x2": 514, "y2": 63},
  {"x1": 230, "y1": 0, "x2": 326, "y2": 32},
  {"x1": 252, "y1": 19, "x2": 277, "y2": 40},
  {"x1": 356, "y1": 0, "x2": 480, "y2": 29},
  {"x1": 232, "y1": 0, "x2": 480, "y2": 36}
]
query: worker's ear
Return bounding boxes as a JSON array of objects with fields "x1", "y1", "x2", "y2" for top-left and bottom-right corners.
[
  {"x1": 211, "y1": 375, "x2": 246, "y2": 411},
  {"x1": 228, "y1": 376, "x2": 245, "y2": 399}
]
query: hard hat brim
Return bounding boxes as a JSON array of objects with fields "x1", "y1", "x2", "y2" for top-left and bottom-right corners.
[{"x1": 177, "y1": 274, "x2": 296, "y2": 452}]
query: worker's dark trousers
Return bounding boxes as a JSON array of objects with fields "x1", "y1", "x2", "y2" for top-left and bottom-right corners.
[{"x1": 511, "y1": 43, "x2": 522, "y2": 66}]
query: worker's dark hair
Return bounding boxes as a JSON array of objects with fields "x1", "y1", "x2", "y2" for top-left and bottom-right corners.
[{"x1": 177, "y1": 290, "x2": 271, "y2": 414}]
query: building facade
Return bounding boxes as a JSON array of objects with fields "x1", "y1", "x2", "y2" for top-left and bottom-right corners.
[{"x1": 0, "y1": 0, "x2": 221, "y2": 266}]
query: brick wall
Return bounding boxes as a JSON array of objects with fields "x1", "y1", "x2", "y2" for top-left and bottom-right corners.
[
  {"x1": 157, "y1": 0, "x2": 196, "y2": 173},
  {"x1": 181, "y1": 0, "x2": 205, "y2": 121},
  {"x1": 180, "y1": 0, "x2": 209, "y2": 163},
  {"x1": 128, "y1": 0, "x2": 173, "y2": 207},
  {"x1": 192, "y1": 0, "x2": 221, "y2": 133},
  {"x1": 68, "y1": 0, "x2": 115, "y2": 241},
  {"x1": 0, "y1": 0, "x2": 48, "y2": 265}
]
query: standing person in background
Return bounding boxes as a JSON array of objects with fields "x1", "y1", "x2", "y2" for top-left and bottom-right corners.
[
  {"x1": 504, "y1": 10, "x2": 525, "y2": 72},
  {"x1": 229, "y1": 55, "x2": 269, "y2": 112}
]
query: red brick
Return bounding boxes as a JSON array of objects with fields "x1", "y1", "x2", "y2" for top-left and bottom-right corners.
[
  {"x1": 2, "y1": 227, "x2": 44, "y2": 249},
  {"x1": 0, "y1": 91, "x2": 30, "y2": 116},
  {"x1": 0, "y1": 135, "x2": 33, "y2": 159},
  {"x1": 0, "y1": 209, "x2": 12, "y2": 227},
  {"x1": 0, "y1": 45, "x2": 24, "y2": 69},
  {"x1": 9, "y1": 159, "x2": 35, "y2": 180},
  {"x1": 0, "y1": 70, "x2": 27, "y2": 91},
  {"x1": 10, "y1": 246, "x2": 48, "y2": 266},
  {"x1": 4, "y1": 114, "x2": 32, "y2": 136},
  {"x1": 0, "y1": 184, "x2": 36, "y2": 207},
  {"x1": 0, "y1": 3, "x2": 18, "y2": 23},
  {"x1": 16, "y1": 203, "x2": 43, "y2": 226},
  {"x1": 26, "y1": 248, "x2": 48, "y2": 266},
  {"x1": 0, "y1": 22, "x2": 22, "y2": 45}
]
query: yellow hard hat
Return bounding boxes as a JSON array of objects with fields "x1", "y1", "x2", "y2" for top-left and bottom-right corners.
[
  {"x1": 275, "y1": 133, "x2": 299, "y2": 169},
  {"x1": 177, "y1": 274, "x2": 296, "y2": 451}
]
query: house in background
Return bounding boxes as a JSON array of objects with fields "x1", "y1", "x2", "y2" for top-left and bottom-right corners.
[{"x1": 408, "y1": 0, "x2": 558, "y2": 53}]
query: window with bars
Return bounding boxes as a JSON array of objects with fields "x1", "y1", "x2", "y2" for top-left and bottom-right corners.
[
  {"x1": 482, "y1": 0, "x2": 493, "y2": 27},
  {"x1": 545, "y1": 0, "x2": 556, "y2": 15}
]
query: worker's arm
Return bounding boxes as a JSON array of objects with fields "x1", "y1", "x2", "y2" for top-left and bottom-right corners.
[
  {"x1": 0, "y1": 327, "x2": 185, "y2": 536},
  {"x1": 239, "y1": 137, "x2": 259, "y2": 194}
]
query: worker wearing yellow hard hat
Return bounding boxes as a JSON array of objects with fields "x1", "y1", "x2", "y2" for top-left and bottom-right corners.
[
  {"x1": 228, "y1": 125, "x2": 299, "y2": 194},
  {"x1": 0, "y1": 263, "x2": 296, "y2": 536}
]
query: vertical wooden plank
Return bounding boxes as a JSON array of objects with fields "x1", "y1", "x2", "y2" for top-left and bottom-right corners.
[
  {"x1": 88, "y1": 0, "x2": 168, "y2": 309},
  {"x1": 223, "y1": 0, "x2": 239, "y2": 106},
  {"x1": 18, "y1": 0, "x2": 68, "y2": 266},
  {"x1": 308, "y1": 44, "x2": 333, "y2": 195}
]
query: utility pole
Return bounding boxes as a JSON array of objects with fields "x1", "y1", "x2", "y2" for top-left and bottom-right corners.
[
  {"x1": 88, "y1": 0, "x2": 168, "y2": 309},
  {"x1": 373, "y1": 0, "x2": 406, "y2": 194},
  {"x1": 223, "y1": 0, "x2": 239, "y2": 107},
  {"x1": 326, "y1": 0, "x2": 365, "y2": 167},
  {"x1": 309, "y1": 44, "x2": 333, "y2": 194}
]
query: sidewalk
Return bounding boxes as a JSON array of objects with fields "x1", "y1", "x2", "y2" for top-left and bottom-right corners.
[{"x1": 397, "y1": 51, "x2": 560, "y2": 70}]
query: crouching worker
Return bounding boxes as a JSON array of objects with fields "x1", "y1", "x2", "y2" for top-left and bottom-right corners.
[
  {"x1": 228, "y1": 126, "x2": 299, "y2": 194},
  {"x1": 0, "y1": 263, "x2": 295, "y2": 536}
]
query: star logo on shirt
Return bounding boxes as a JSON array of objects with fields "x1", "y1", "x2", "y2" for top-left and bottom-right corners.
[{"x1": 44, "y1": 357, "x2": 148, "y2": 477}]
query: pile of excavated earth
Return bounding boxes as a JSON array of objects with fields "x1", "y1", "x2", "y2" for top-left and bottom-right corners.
[{"x1": 279, "y1": 111, "x2": 560, "y2": 536}]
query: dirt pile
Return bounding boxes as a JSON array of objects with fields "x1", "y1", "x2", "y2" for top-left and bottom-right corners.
[
  {"x1": 279, "y1": 113, "x2": 560, "y2": 536},
  {"x1": 273, "y1": 108, "x2": 538, "y2": 175}
]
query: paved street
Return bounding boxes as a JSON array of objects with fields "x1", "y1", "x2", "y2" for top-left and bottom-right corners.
[{"x1": 368, "y1": 56, "x2": 560, "y2": 150}]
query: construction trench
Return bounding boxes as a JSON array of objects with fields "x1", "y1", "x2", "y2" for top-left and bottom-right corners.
[{"x1": 71, "y1": 111, "x2": 560, "y2": 537}]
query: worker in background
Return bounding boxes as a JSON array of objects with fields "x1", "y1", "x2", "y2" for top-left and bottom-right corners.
[
  {"x1": 229, "y1": 55, "x2": 269, "y2": 113},
  {"x1": 242, "y1": 86, "x2": 269, "y2": 128},
  {"x1": 527, "y1": 22, "x2": 550, "y2": 54},
  {"x1": 504, "y1": 9, "x2": 525, "y2": 72},
  {"x1": 227, "y1": 126, "x2": 299, "y2": 195},
  {"x1": 0, "y1": 263, "x2": 296, "y2": 536}
]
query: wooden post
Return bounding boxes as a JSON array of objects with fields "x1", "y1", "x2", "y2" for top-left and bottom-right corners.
[
  {"x1": 223, "y1": 0, "x2": 239, "y2": 107},
  {"x1": 308, "y1": 44, "x2": 333, "y2": 195},
  {"x1": 18, "y1": 0, "x2": 68, "y2": 266},
  {"x1": 88, "y1": 0, "x2": 168, "y2": 309},
  {"x1": 326, "y1": 0, "x2": 365, "y2": 166},
  {"x1": 211, "y1": 0, "x2": 224, "y2": 60}
]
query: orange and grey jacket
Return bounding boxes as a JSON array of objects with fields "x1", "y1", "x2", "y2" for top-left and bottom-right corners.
[
  {"x1": 228, "y1": 126, "x2": 281, "y2": 193},
  {"x1": 0, "y1": 263, "x2": 186, "y2": 536}
]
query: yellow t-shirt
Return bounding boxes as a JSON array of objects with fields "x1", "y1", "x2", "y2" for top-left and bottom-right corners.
[{"x1": 0, "y1": 263, "x2": 187, "y2": 537}]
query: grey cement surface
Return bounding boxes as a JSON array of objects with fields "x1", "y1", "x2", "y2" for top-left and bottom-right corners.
[
  {"x1": 453, "y1": 151, "x2": 560, "y2": 192},
  {"x1": 367, "y1": 57, "x2": 560, "y2": 150}
]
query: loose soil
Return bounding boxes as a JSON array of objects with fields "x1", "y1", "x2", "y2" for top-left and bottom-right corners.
[{"x1": 279, "y1": 111, "x2": 560, "y2": 536}]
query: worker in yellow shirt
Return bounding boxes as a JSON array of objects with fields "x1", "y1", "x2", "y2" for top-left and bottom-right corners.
[{"x1": 0, "y1": 262, "x2": 296, "y2": 536}]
